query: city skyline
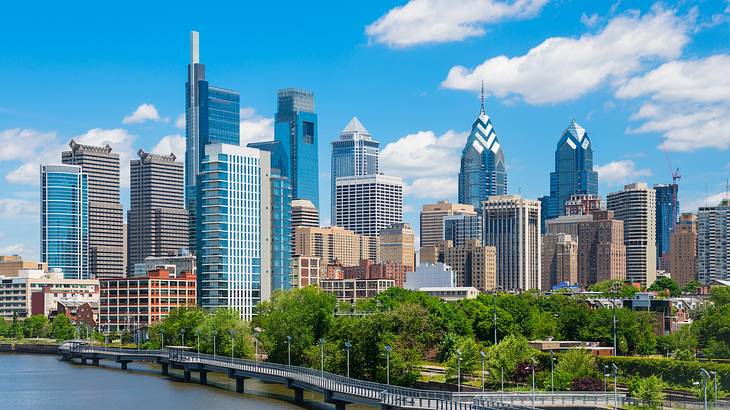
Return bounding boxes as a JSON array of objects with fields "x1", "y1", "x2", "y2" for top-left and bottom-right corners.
[{"x1": 2, "y1": 1, "x2": 730, "y2": 259}]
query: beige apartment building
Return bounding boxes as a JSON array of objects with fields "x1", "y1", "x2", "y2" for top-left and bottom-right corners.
[
  {"x1": 541, "y1": 233, "x2": 578, "y2": 290},
  {"x1": 421, "y1": 239, "x2": 496, "y2": 291},
  {"x1": 577, "y1": 210, "x2": 626, "y2": 287},
  {"x1": 420, "y1": 201, "x2": 476, "y2": 248},
  {"x1": 670, "y1": 213, "x2": 697, "y2": 286},
  {"x1": 0, "y1": 255, "x2": 47, "y2": 277},
  {"x1": 379, "y1": 223, "x2": 415, "y2": 272},
  {"x1": 293, "y1": 226, "x2": 378, "y2": 267}
]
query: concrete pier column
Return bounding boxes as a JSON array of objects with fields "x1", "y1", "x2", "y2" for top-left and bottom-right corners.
[
  {"x1": 92, "y1": 358, "x2": 99, "y2": 366},
  {"x1": 335, "y1": 402, "x2": 347, "y2": 410},
  {"x1": 118, "y1": 361, "x2": 130, "y2": 370},
  {"x1": 81, "y1": 358, "x2": 87, "y2": 365},
  {"x1": 199, "y1": 371, "x2": 207, "y2": 385},
  {"x1": 161, "y1": 363, "x2": 169, "y2": 376},
  {"x1": 293, "y1": 387, "x2": 304, "y2": 402},
  {"x1": 235, "y1": 377, "x2": 245, "y2": 393},
  {"x1": 184, "y1": 370, "x2": 191, "y2": 382}
]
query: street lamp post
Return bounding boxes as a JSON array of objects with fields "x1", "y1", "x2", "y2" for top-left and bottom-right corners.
[
  {"x1": 229, "y1": 330, "x2": 235, "y2": 361},
  {"x1": 456, "y1": 349, "x2": 462, "y2": 394},
  {"x1": 196, "y1": 330, "x2": 200, "y2": 357},
  {"x1": 384, "y1": 345, "x2": 392, "y2": 385},
  {"x1": 530, "y1": 357, "x2": 537, "y2": 407},
  {"x1": 492, "y1": 291, "x2": 498, "y2": 345},
  {"x1": 181, "y1": 329, "x2": 186, "y2": 347},
  {"x1": 286, "y1": 335, "x2": 292, "y2": 366},
  {"x1": 604, "y1": 364, "x2": 609, "y2": 393},
  {"x1": 711, "y1": 371, "x2": 718, "y2": 409},
  {"x1": 344, "y1": 342, "x2": 352, "y2": 378},
  {"x1": 550, "y1": 351, "x2": 555, "y2": 393},
  {"x1": 612, "y1": 364, "x2": 618, "y2": 410},
  {"x1": 319, "y1": 338, "x2": 325, "y2": 378},
  {"x1": 701, "y1": 368, "x2": 710, "y2": 410},
  {"x1": 480, "y1": 351, "x2": 486, "y2": 393},
  {"x1": 160, "y1": 329, "x2": 164, "y2": 349},
  {"x1": 500, "y1": 367, "x2": 504, "y2": 402},
  {"x1": 254, "y1": 333, "x2": 259, "y2": 362},
  {"x1": 212, "y1": 330, "x2": 217, "y2": 357}
]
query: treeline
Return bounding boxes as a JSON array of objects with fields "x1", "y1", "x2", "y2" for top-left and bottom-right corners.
[{"x1": 0, "y1": 314, "x2": 76, "y2": 340}]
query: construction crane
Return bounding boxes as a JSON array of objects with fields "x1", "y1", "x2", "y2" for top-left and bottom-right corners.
[{"x1": 663, "y1": 146, "x2": 681, "y2": 185}]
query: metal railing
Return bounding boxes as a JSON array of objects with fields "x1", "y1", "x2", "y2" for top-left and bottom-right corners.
[{"x1": 474, "y1": 392, "x2": 627, "y2": 407}]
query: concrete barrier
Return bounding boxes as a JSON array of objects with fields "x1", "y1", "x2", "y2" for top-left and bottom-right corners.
[{"x1": 14, "y1": 344, "x2": 59, "y2": 354}]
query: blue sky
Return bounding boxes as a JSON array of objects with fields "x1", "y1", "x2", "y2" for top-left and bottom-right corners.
[{"x1": 1, "y1": 0, "x2": 729, "y2": 259}]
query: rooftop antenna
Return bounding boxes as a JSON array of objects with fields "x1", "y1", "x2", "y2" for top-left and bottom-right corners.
[{"x1": 480, "y1": 79, "x2": 485, "y2": 115}]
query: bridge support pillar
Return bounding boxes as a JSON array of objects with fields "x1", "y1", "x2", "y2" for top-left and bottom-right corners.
[
  {"x1": 81, "y1": 358, "x2": 87, "y2": 365},
  {"x1": 235, "y1": 377, "x2": 245, "y2": 393},
  {"x1": 92, "y1": 358, "x2": 99, "y2": 366},
  {"x1": 184, "y1": 370, "x2": 191, "y2": 383},
  {"x1": 161, "y1": 363, "x2": 168, "y2": 376},
  {"x1": 333, "y1": 402, "x2": 347, "y2": 410},
  {"x1": 293, "y1": 387, "x2": 304, "y2": 403},
  {"x1": 118, "y1": 361, "x2": 130, "y2": 370},
  {"x1": 199, "y1": 371, "x2": 207, "y2": 385}
]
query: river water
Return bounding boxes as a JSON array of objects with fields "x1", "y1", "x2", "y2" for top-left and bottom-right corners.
[{"x1": 0, "y1": 354, "x2": 373, "y2": 409}]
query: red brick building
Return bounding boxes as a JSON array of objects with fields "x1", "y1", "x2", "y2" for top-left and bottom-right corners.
[
  {"x1": 343, "y1": 260, "x2": 406, "y2": 288},
  {"x1": 50, "y1": 301, "x2": 98, "y2": 328},
  {"x1": 99, "y1": 269, "x2": 196, "y2": 332}
]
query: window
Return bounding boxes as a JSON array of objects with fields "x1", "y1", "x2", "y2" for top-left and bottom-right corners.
[{"x1": 303, "y1": 121, "x2": 314, "y2": 144}]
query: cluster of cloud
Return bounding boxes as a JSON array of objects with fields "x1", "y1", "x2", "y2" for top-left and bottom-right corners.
[
  {"x1": 240, "y1": 107, "x2": 274, "y2": 145},
  {"x1": 122, "y1": 103, "x2": 163, "y2": 124},
  {"x1": 594, "y1": 160, "x2": 652, "y2": 187},
  {"x1": 366, "y1": 0, "x2": 549, "y2": 48}
]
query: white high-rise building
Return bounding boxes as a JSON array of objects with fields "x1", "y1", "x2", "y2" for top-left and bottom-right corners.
[
  {"x1": 196, "y1": 144, "x2": 271, "y2": 320},
  {"x1": 607, "y1": 183, "x2": 657, "y2": 287},
  {"x1": 482, "y1": 195, "x2": 541, "y2": 290},
  {"x1": 697, "y1": 199, "x2": 730, "y2": 284},
  {"x1": 334, "y1": 174, "x2": 403, "y2": 238}
]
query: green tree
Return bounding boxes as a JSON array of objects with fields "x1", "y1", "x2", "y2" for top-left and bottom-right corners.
[
  {"x1": 485, "y1": 335, "x2": 537, "y2": 386},
  {"x1": 710, "y1": 287, "x2": 730, "y2": 306},
  {"x1": 50, "y1": 314, "x2": 74, "y2": 340},
  {"x1": 23, "y1": 315, "x2": 50, "y2": 338},
  {"x1": 0, "y1": 318, "x2": 9, "y2": 337},
  {"x1": 445, "y1": 336, "x2": 482, "y2": 381},
  {"x1": 648, "y1": 277, "x2": 680, "y2": 297},
  {"x1": 628, "y1": 375, "x2": 666, "y2": 409},
  {"x1": 589, "y1": 280, "x2": 639, "y2": 297},
  {"x1": 683, "y1": 280, "x2": 701, "y2": 294},
  {"x1": 551, "y1": 349, "x2": 598, "y2": 391}
]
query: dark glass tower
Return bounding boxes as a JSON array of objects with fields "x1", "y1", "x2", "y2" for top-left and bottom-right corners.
[
  {"x1": 654, "y1": 183, "x2": 679, "y2": 265},
  {"x1": 274, "y1": 88, "x2": 319, "y2": 210},
  {"x1": 457, "y1": 95, "x2": 507, "y2": 209},
  {"x1": 185, "y1": 31, "x2": 240, "y2": 249},
  {"x1": 540, "y1": 119, "x2": 598, "y2": 225}
]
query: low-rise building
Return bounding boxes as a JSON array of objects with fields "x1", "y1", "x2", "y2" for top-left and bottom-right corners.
[
  {"x1": 99, "y1": 268, "x2": 196, "y2": 332},
  {"x1": 405, "y1": 263, "x2": 455, "y2": 290},
  {"x1": 131, "y1": 253, "x2": 196, "y2": 277},
  {"x1": 0, "y1": 269, "x2": 99, "y2": 320},
  {"x1": 50, "y1": 301, "x2": 98, "y2": 328},
  {"x1": 319, "y1": 278, "x2": 395, "y2": 302},
  {"x1": 419, "y1": 240, "x2": 496, "y2": 291},
  {"x1": 418, "y1": 287, "x2": 479, "y2": 301},
  {"x1": 0, "y1": 255, "x2": 47, "y2": 277},
  {"x1": 343, "y1": 260, "x2": 407, "y2": 288},
  {"x1": 291, "y1": 255, "x2": 321, "y2": 288}
]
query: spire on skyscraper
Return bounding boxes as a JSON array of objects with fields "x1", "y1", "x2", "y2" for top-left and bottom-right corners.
[{"x1": 480, "y1": 80, "x2": 485, "y2": 115}]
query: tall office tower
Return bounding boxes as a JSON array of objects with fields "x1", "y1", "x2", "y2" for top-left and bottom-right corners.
[
  {"x1": 291, "y1": 199, "x2": 319, "y2": 228},
  {"x1": 424, "y1": 240, "x2": 497, "y2": 290},
  {"x1": 564, "y1": 194, "x2": 602, "y2": 216},
  {"x1": 577, "y1": 210, "x2": 626, "y2": 287},
  {"x1": 379, "y1": 223, "x2": 415, "y2": 272},
  {"x1": 293, "y1": 226, "x2": 375, "y2": 267},
  {"x1": 443, "y1": 214, "x2": 482, "y2": 246},
  {"x1": 539, "y1": 120, "x2": 598, "y2": 225},
  {"x1": 196, "y1": 144, "x2": 270, "y2": 320},
  {"x1": 127, "y1": 149, "x2": 188, "y2": 273},
  {"x1": 331, "y1": 117, "x2": 380, "y2": 224},
  {"x1": 654, "y1": 183, "x2": 679, "y2": 268},
  {"x1": 541, "y1": 233, "x2": 578, "y2": 290},
  {"x1": 607, "y1": 183, "x2": 657, "y2": 287},
  {"x1": 482, "y1": 195, "x2": 541, "y2": 290},
  {"x1": 458, "y1": 92, "x2": 507, "y2": 209},
  {"x1": 40, "y1": 165, "x2": 89, "y2": 279},
  {"x1": 274, "y1": 88, "x2": 319, "y2": 208},
  {"x1": 334, "y1": 174, "x2": 403, "y2": 238},
  {"x1": 185, "y1": 31, "x2": 241, "y2": 250},
  {"x1": 698, "y1": 200, "x2": 730, "y2": 283},
  {"x1": 419, "y1": 201, "x2": 476, "y2": 248},
  {"x1": 670, "y1": 213, "x2": 697, "y2": 286},
  {"x1": 61, "y1": 140, "x2": 124, "y2": 278},
  {"x1": 248, "y1": 141, "x2": 293, "y2": 292}
]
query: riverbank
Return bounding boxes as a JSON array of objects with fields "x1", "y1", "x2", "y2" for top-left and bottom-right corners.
[{"x1": 0, "y1": 342, "x2": 58, "y2": 354}]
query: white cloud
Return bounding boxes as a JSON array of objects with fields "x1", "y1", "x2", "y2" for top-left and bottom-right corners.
[
  {"x1": 0, "y1": 129, "x2": 58, "y2": 161},
  {"x1": 442, "y1": 7, "x2": 689, "y2": 104},
  {"x1": 683, "y1": 192, "x2": 730, "y2": 213},
  {"x1": 0, "y1": 243, "x2": 28, "y2": 256},
  {"x1": 381, "y1": 129, "x2": 465, "y2": 199},
  {"x1": 0, "y1": 199, "x2": 38, "y2": 219},
  {"x1": 175, "y1": 113, "x2": 185, "y2": 129},
  {"x1": 240, "y1": 107, "x2": 274, "y2": 145},
  {"x1": 617, "y1": 55, "x2": 730, "y2": 151},
  {"x1": 366, "y1": 0, "x2": 549, "y2": 48},
  {"x1": 580, "y1": 12, "x2": 600, "y2": 27},
  {"x1": 152, "y1": 134, "x2": 185, "y2": 160},
  {"x1": 595, "y1": 159, "x2": 652, "y2": 186},
  {"x1": 122, "y1": 103, "x2": 161, "y2": 124}
]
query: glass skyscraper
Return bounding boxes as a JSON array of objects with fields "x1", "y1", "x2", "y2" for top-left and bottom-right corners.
[
  {"x1": 540, "y1": 119, "x2": 598, "y2": 225},
  {"x1": 443, "y1": 214, "x2": 482, "y2": 247},
  {"x1": 185, "y1": 31, "x2": 240, "y2": 248},
  {"x1": 196, "y1": 144, "x2": 271, "y2": 320},
  {"x1": 41, "y1": 164, "x2": 89, "y2": 279},
  {"x1": 458, "y1": 99, "x2": 506, "y2": 209},
  {"x1": 331, "y1": 116, "x2": 379, "y2": 224},
  {"x1": 274, "y1": 88, "x2": 319, "y2": 210},
  {"x1": 654, "y1": 183, "x2": 679, "y2": 264},
  {"x1": 248, "y1": 141, "x2": 293, "y2": 292}
]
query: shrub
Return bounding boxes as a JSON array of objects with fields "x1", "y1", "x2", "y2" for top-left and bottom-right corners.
[
  {"x1": 571, "y1": 376, "x2": 604, "y2": 391},
  {"x1": 598, "y1": 356, "x2": 730, "y2": 390}
]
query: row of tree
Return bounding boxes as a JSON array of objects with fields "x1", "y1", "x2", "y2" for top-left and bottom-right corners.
[{"x1": 0, "y1": 314, "x2": 76, "y2": 340}]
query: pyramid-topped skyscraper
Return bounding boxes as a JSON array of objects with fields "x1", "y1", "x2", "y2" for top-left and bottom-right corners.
[{"x1": 458, "y1": 90, "x2": 507, "y2": 209}]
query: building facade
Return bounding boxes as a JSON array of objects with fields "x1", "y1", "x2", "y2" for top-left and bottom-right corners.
[
  {"x1": 290, "y1": 256, "x2": 321, "y2": 288},
  {"x1": 442, "y1": 240, "x2": 497, "y2": 291},
  {"x1": 319, "y1": 278, "x2": 395, "y2": 302},
  {"x1": 607, "y1": 183, "x2": 657, "y2": 287},
  {"x1": 482, "y1": 195, "x2": 541, "y2": 290},
  {"x1": 405, "y1": 263, "x2": 455, "y2": 290},
  {"x1": 99, "y1": 269, "x2": 196, "y2": 332},
  {"x1": 132, "y1": 253, "x2": 196, "y2": 277},
  {"x1": 577, "y1": 210, "x2": 626, "y2": 287},
  {"x1": 458, "y1": 97, "x2": 507, "y2": 209},
  {"x1": 196, "y1": 144, "x2": 270, "y2": 320},
  {"x1": 61, "y1": 140, "x2": 124, "y2": 278},
  {"x1": 564, "y1": 194, "x2": 602, "y2": 216},
  {"x1": 343, "y1": 260, "x2": 407, "y2": 288},
  {"x1": 274, "y1": 88, "x2": 319, "y2": 208},
  {"x1": 539, "y1": 120, "x2": 598, "y2": 225},
  {"x1": 654, "y1": 183, "x2": 679, "y2": 268},
  {"x1": 379, "y1": 223, "x2": 415, "y2": 272},
  {"x1": 127, "y1": 149, "x2": 188, "y2": 273},
  {"x1": 545, "y1": 214, "x2": 593, "y2": 239},
  {"x1": 331, "y1": 117, "x2": 379, "y2": 224},
  {"x1": 185, "y1": 31, "x2": 241, "y2": 249},
  {"x1": 419, "y1": 201, "x2": 476, "y2": 248},
  {"x1": 293, "y1": 226, "x2": 375, "y2": 267},
  {"x1": 41, "y1": 164, "x2": 89, "y2": 279},
  {"x1": 443, "y1": 214, "x2": 483, "y2": 247},
  {"x1": 334, "y1": 174, "x2": 403, "y2": 238},
  {"x1": 0, "y1": 255, "x2": 47, "y2": 277},
  {"x1": 670, "y1": 213, "x2": 697, "y2": 286},
  {"x1": 698, "y1": 200, "x2": 730, "y2": 283},
  {"x1": 541, "y1": 233, "x2": 578, "y2": 290}
]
